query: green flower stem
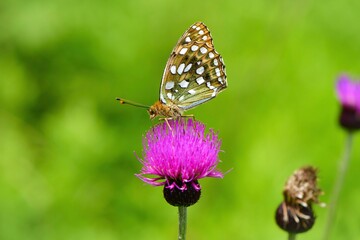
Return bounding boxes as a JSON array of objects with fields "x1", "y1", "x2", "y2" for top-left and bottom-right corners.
[
  {"x1": 288, "y1": 233, "x2": 296, "y2": 240},
  {"x1": 323, "y1": 132, "x2": 353, "y2": 240},
  {"x1": 178, "y1": 206, "x2": 187, "y2": 240}
]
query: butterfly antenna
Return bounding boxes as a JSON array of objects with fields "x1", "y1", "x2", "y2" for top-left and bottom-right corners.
[{"x1": 116, "y1": 98, "x2": 150, "y2": 109}]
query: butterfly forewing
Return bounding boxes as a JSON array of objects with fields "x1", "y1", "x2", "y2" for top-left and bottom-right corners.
[{"x1": 159, "y1": 22, "x2": 227, "y2": 110}]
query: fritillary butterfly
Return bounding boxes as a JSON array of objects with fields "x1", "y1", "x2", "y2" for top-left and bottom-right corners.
[{"x1": 117, "y1": 22, "x2": 227, "y2": 119}]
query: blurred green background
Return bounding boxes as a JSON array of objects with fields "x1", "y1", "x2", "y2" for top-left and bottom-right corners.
[{"x1": 1, "y1": 0, "x2": 360, "y2": 239}]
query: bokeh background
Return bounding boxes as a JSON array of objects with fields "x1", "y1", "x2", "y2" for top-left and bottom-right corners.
[{"x1": 1, "y1": 0, "x2": 360, "y2": 239}]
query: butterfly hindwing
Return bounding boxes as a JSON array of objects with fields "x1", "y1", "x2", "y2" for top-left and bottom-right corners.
[{"x1": 159, "y1": 22, "x2": 227, "y2": 110}]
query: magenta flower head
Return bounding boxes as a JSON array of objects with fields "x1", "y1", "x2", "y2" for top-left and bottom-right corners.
[
  {"x1": 136, "y1": 118, "x2": 224, "y2": 207},
  {"x1": 336, "y1": 74, "x2": 360, "y2": 131}
]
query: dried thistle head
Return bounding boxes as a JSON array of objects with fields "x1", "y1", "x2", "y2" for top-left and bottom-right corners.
[
  {"x1": 283, "y1": 166, "x2": 323, "y2": 207},
  {"x1": 276, "y1": 166, "x2": 324, "y2": 234}
]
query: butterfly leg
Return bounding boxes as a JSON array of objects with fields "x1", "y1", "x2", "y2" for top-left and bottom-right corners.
[{"x1": 159, "y1": 117, "x2": 173, "y2": 131}]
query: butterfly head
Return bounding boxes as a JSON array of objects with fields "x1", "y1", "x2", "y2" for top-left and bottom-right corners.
[{"x1": 148, "y1": 105, "x2": 157, "y2": 120}]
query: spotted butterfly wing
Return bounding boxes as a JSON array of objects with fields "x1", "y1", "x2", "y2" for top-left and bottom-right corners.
[{"x1": 153, "y1": 22, "x2": 227, "y2": 117}]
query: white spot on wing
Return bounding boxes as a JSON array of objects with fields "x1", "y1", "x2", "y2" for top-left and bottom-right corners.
[
  {"x1": 179, "y1": 80, "x2": 189, "y2": 88},
  {"x1": 196, "y1": 26, "x2": 201, "y2": 30},
  {"x1": 160, "y1": 93, "x2": 166, "y2": 103},
  {"x1": 167, "y1": 92, "x2": 174, "y2": 100},
  {"x1": 170, "y1": 65, "x2": 176, "y2": 74},
  {"x1": 185, "y1": 36, "x2": 191, "y2": 42},
  {"x1": 165, "y1": 81, "x2": 175, "y2": 90},
  {"x1": 207, "y1": 82, "x2": 215, "y2": 89},
  {"x1": 196, "y1": 77, "x2": 205, "y2": 85},
  {"x1": 179, "y1": 48, "x2": 188, "y2": 55},
  {"x1": 215, "y1": 68, "x2": 221, "y2": 77},
  {"x1": 184, "y1": 63, "x2": 192, "y2": 73},
  {"x1": 177, "y1": 63, "x2": 185, "y2": 75},
  {"x1": 209, "y1": 52, "x2": 215, "y2": 58},
  {"x1": 199, "y1": 30, "x2": 204, "y2": 35},
  {"x1": 200, "y1": 47, "x2": 207, "y2": 54},
  {"x1": 202, "y1": 35, "x2": 208, "y2": 41},
  {"x1": 196, "y1": 66, "x2": 204, "y2": 75},
  {"x1": 191, "y1": 45, "x2": 199, "y2": 51},
  {"x1": 211, "y1": 89, "x2": 217, "y2": 97},
  {"x1": 188, "y1": 89, "x2": 196, "y2": 95},
  {"x1": 213, "y1": 59, "x2": 218, "y2": 66},
  {"x1": 218, "y1": 77, "x2": 223, "y2": 84},
  {"x1": 179, "y1": 95, "x2": 185, "y2": 101},
  {"x1": 192, "y1": 25, "x2": 196, "y2": 29}
]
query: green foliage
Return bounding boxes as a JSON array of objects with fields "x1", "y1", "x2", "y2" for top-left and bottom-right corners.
[{"x1": 1, "y1": 0, "x2": 360, "y2": 239}]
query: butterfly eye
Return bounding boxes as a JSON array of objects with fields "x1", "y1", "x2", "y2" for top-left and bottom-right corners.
[{"x1": 148, "y1": 107, "x2": 157, "y2": 119}]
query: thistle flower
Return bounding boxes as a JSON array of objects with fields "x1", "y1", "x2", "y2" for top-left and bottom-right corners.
[
  {"x1": 136, "y1": 118, "x2": 223, "y2": 207},
  {"x1": 275, "y1": 166, "x2": 324, "y2": 235},
  {"x1": 323, "y1": 74, "x2": 357, "y2": 240},
  {"x1": 336, "y1": 75, "x2": 360, "y2": 131}
]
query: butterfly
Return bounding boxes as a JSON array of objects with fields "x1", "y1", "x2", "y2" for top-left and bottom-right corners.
[{"x1": 117, "y1": 22, "x2": 227, "y2": 119}]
